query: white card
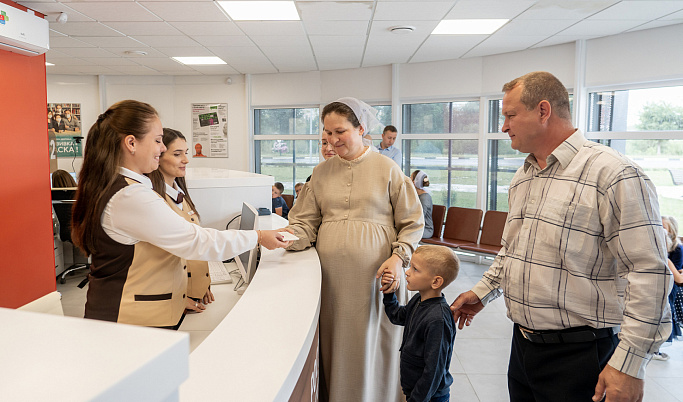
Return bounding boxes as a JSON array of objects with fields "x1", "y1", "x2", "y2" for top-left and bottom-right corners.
[{"x1": 278, "y1": 231, "x2": 299, "y2": 241}]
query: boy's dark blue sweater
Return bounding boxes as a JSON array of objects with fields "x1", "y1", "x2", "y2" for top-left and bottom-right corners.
[
  {"x1": 383, "y1": 292, "x2": 455, "y2": 402},
  {"x1": 271, "y1": 196, "x2": 289, "y2": 219}
]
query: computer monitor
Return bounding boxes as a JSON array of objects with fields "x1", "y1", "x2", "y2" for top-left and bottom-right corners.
[{"x1": 235, "y1": 202, "x2": 260, "y2": 284}]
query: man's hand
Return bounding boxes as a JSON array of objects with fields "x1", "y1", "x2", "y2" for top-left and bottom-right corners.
[
  {"x1": 593, "y1": 364, "x2": 643, "y2": 402},
  {"x1": 450, "y1": 290, "x2": 485, "y2": 330}
]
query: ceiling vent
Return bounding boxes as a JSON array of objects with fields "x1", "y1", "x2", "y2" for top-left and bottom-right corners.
[{"x1": 390, "y1": 26, "x2": 415, "y2": 34}]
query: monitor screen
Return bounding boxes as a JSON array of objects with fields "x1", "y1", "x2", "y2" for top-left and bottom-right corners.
[{"x1": 235, "y1": 202, "x2": 260, "y2": 284}]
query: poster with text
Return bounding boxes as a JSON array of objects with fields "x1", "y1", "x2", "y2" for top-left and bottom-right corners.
[
  {"x1": 48, "y1": 102, "x2": 83, "y2": 157},
  {"x1": 191, "y1": 103, "x2": 228, "y2": 158}
]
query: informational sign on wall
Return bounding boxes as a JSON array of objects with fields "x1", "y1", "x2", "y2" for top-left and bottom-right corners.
[
  {"x1": 48, "y1": 102, "x2": 83, "y2": 157},
  {"x1": 191, "y1": 103, "x2": 228, "y2": 158}
]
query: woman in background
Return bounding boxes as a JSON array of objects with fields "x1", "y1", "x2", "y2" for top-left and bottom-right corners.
[
  {"x1": 411, "y1": 170, "x2": 433, "y2": 239},
  {"x1": 71, "y1": 100, "x2": 289, "y2": 329},
  {"x1": 52, "y1": 169, "x2": 77, "y2": 188},
  {"x1": 286, "y1": 97, "x2": 424, "y2": 401},
  {"x1": 147, "y1": 128, "x2": 213, "y2": 313},
  {"x1": 655, "y1": 216, "x2": 683, "y2": 360}
]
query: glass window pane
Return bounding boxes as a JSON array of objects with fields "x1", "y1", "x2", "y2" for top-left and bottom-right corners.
[
  {"x1": 404, "y1": 139, "x2": 449, "y2": 206},
  {"x1": 257, "y1": 140, "x2": 320, "y2": 194},
  {"x1": 403, "y1": 102, "x2": 450, "y2": 134},
  {"x1": 294, "y1": 108, "x2": 320, "y2": 134},
  {"x1": 403, "y1": 139, "x2": 478, "y2": 209},
  {"x1": 486, "y1": 139, "x2": 525, "y2": 212},
  {"x1": 590, "y1": 139, "x2": 683, "y2": 219},
  {"x1": 588, "y1": 86, "x2": 683, "y2": 132},
  {"x1": 451, "y1": 101, "x2": 480, "y2": 133},
  {"x1": 368, "y1": 105, "x2": 392, "y2": 136},
  {"x1": 255, "y1": 108, "x2": 320, "y2": 135},
  {"x1": 449, "y1": 140, "x2": 478, "y2": 208}
]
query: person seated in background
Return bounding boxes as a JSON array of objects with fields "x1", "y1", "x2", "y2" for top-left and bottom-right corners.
[
  {"x1": 272, "y1": 182, "x2": 289, "y2": 219},
  {"x1": 411, "y1": 170, "x2": 433, "y2": 239},
  {"x1": 654, "y1": 215, "x2": 683, "y2": 361},
  {"x1": 294, "y1": 182, "x2": 304, "y2": 204},
  {"x1": 52, "y1": 169, "x2": 77, "y2": 188},
  {"x1": 381, "y1": 245, "x2": 459, "y2": 402},
  {"x1": 62, "y1": 109, "x2": 81, "y2": 132},
  {"x1": 48, "y1": 111, "x2": 57, "y2": 132}
]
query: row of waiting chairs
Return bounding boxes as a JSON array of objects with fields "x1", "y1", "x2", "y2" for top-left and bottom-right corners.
[{"x1": 422, "y1": 206, "x2": 508, "y2": 257}]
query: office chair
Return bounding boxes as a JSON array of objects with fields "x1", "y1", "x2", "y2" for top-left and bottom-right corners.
[{"x1": 52, "y1": 189, "x2": 90, "y2": 284}]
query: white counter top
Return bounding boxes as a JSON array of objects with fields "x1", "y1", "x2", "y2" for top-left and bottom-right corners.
[
  {"x1": 0, "y1": 308, "x2": 189, "y2": 401},
  {"x1": 180, "y1": 216, "x2": 322, "y2": 401}
]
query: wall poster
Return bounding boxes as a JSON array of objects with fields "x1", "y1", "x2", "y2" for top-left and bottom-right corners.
[
  {"x1": 191, "y1": 103, "x2": 228, "y2": 158},
  {"x1": 48, "y1": 102, "x2": 83, "y2": 157}
]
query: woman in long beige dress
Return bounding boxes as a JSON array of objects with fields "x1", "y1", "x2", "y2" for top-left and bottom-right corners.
[{"x1": 286, "y1": 97, "x2": 424, "y2": 402}]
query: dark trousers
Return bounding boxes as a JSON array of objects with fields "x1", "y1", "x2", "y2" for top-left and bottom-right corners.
[{"x1": 508, "y1": 324, "x2": 619, "y2": 402}]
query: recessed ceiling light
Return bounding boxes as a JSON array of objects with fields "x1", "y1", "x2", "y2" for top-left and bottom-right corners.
[
  {"x1": 390, "y1": 26, "x2": 415, "y2": 34},
  {"x1": 217, "y1": 1, "x2": 299, "y2": 21},
  {"x1": 46, "y1": 62, "x2": 54, "y2": 66},
  {"x1": 172, "y1": 57, "x2": 227, "y2": 65},
  {"x1": 432, "y1": 19, "x2": 508, "y2": 35}
]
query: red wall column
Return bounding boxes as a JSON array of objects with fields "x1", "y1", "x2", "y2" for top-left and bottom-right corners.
[{"x1": 0, "y1": 43, "x2": 56, "y2": 307}]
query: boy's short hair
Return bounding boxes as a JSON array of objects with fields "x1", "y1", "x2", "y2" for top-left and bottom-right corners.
[
  {"x1": 383, "y1": 125, "x2": 397, "y2": 134},
  {"x1": 413, "y1": 245, "x2": 460, "y2": 288},
  {"x1": 274, "y1": 182, "x2": 284, "y2": 193},
  {"x1": 295, "y1": 182, "x2": 304, "y2": 189}
]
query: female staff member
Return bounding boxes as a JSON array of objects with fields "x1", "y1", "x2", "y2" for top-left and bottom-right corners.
[
  {"x1": 147, "y1": 128, "x2": 213, "y2": 312},
  {"x1": 286, "y1": 97, "x2": 424, "y2": 401},
  {"x1": 71, "y1": 100, "x2": 288, "y2": 329},
  {"x1": 411, "y1": 170, "x2": 434, "y2": 239}
]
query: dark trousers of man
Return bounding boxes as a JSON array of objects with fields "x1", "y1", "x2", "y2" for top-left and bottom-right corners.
[{"x1": 508, "y1": 324, "x2": 619, "y2": 402}]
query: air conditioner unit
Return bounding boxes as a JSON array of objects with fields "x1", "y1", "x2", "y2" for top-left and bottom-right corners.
[{"x1": 0, "y1": 3, "x2": 49, "y2": 56}]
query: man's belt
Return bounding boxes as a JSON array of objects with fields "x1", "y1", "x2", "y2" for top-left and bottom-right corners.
[{"x1": 518, "y1": 325, "x2": 615, "y2": 344}]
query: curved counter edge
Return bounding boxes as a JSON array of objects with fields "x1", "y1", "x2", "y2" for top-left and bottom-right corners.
[{"x1": 180, "y1": 231, "x2": 322, "y2": 401}]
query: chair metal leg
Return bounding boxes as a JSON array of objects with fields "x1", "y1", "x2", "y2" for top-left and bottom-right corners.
[{"x1": 59, "y1": 263, "x2": 90, "y2": 284}]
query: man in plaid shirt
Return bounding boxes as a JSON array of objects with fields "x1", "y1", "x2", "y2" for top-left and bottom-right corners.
[{"x1": 451, "y1": 71, "x2": 671, "y2": 402}]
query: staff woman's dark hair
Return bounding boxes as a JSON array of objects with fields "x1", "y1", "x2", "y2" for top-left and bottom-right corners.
[
  {"x1": 52, "y1": 169, "x2": 77, "y2": 188},
  {"x1": 71, "y1": 100, "x2": 159, "y2": 255},
  {"x1": 147, "y1": 128, "x2": 200, "y2": 220}
]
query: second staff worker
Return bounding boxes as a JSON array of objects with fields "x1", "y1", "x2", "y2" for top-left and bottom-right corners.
[{"x1": 450, "y1": 71, "x2": 671, "y2": 402}]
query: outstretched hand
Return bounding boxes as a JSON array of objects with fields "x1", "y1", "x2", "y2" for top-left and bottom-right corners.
[
  {"x1": 259, "y1": 229, "x2": 292, "y2": 250},
  {"x1": 450, "y1": 290, "x2": 485, "y2": 329}
]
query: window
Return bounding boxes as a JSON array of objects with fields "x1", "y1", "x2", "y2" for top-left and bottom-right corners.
[
  {"x1": 588, "y1": 86, "x2": 683, "y2": 132},
  {"x1": 402, "y1": 101, "x2": 480, "y2": 209},
  {"x1": 368, "y1": 105, "x2": 392, "y2": 136},
  {"x1": 254, "y1": 107, "x2": 320, "y2": 194}
]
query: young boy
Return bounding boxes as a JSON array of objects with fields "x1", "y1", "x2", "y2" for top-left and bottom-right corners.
[
  {"x1": 271, "y1": 182, "x2": 289, "y2": 219},
  {"x1": 381, "y1": 245, "x2": 459, "y2": 402}
]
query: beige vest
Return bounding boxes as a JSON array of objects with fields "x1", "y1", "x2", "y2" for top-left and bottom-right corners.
[
  {"x1": 86, "y1": 176, "x2": 187, "y2": 327},
  {"x1": 165, "y1": 194, "x2": 211, "y2": 299}
]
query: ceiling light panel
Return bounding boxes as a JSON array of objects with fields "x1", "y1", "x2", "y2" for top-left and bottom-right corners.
[
  {"x1": 217, "y1": 1, "x2": 300, "y2": 21},
  {"x1": 172, "y1": 57, "x2": 227, "y2": 65},
  {"x1": 432, "y1": 19, "x2": 509, "y2": 35}
]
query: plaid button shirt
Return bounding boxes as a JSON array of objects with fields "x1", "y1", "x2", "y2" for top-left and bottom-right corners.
[{"x1": 472, "y1": 130, "x2": 672, "y2": 379}]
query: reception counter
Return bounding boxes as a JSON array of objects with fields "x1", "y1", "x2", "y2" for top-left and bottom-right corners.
[
  {"x1": 180, "y1": 215, "x2": 322, "y2": 401},
  {"x1": 9, "y1": 216, "x2": 321, "y2": 401}
]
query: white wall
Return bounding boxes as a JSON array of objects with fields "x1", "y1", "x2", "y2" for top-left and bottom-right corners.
[
  {"x1": 586, "y1": 24, "x2": 683, "y2": 88},
  {"x1": 47, "y1": 23, "x2": 683, "y2": 175}
]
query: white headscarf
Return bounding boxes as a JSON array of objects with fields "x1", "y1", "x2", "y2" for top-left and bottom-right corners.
[
  {"x1": 413, "y1": 171, "x2": 428, "y2": 190},
  {"x1": 335, "y1": 97, "x2": 381, "y2": 134}
]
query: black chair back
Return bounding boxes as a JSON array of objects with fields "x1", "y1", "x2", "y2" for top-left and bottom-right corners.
[{"x1": 52, "y1": 189, "x2": 76, "y2": 243}]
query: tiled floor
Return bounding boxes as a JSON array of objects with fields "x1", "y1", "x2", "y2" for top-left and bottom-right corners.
[{"x1": 58, "y1": 258, "x2": 683, "y2": 402}]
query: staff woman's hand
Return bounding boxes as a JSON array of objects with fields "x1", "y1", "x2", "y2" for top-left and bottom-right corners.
[
  {"x1": 202, "y1": 288, "x2": 214, "y2": 304},
  {"x1": 376, "y1": 254, "x2": 403, "y2": 294},
  {"x1": 186, "y1": 298, "x2": 206, "y2": 313},
  {"x1": 258, "y1": 230, "x2": 292, "y2": 250}
]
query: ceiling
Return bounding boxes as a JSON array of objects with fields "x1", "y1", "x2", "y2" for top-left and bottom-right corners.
[{"x1": 16, "y1": 0, "x2": 683, "y2": 76}]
